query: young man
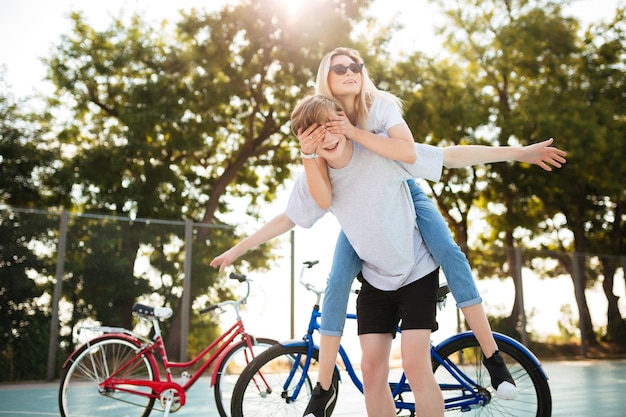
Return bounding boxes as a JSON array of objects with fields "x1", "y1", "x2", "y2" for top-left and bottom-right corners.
[
  {"x1": 296, "y1": 47, "x2": 567, "y2": 416},
  {"x1": 212, "y1": 94, "x2": 566, "y2": 417}
]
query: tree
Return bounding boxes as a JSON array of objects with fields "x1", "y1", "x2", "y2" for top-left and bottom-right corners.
[
  {"x1": 502, "y1": 4, "x2": 625, "y2": 353},
  {"x1": 44, "y1": 0, "x2": 374, "y2": 357},
  {"x1": 514, "y1": 6, "x2": 626, "y2": 347},
  {"x1": 411, "y1": 0, "x2": 593, "y2": 340},
  {"x1": 421, "y1": 0, "x2": 626, "y2": 351},
  {"x1": 579, "y1": 7, "x2": 626, "y2": 345}
]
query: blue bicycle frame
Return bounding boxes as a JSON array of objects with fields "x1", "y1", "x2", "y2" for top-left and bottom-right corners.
[{"x1": 276, "y1": 297, "x2": 548, "y2": 414}]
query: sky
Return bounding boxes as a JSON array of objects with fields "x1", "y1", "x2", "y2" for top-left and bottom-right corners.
[
  {"x1": 1, "y1": 0, "x2": 622, "y2": 98},
  {"x1": 1, "y1": 0, "x2": 624, "y2": 344}
]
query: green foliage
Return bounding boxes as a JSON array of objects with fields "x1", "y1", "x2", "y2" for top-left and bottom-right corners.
[
  {"x1": 59, "y1": 217, "x2": 156, "y2": 347},
  {"x1": 0, "y1": 308, "x2": 51, "y2": 381},
  {"x1": 0, "y1": 82, "x2": 57, "y2": 207},
  {"x1": 403, "y1": 0, "x2": 625, "y2": 348},
  {"x1": 42, "y1": 0, "x2": 372, "y2": 284},
  {"x1": 0, "y1": 84, "x2": 60, "y2": 381},
  {"x1": 185, "y1": 309, "x2": 221, "y2": 363}
]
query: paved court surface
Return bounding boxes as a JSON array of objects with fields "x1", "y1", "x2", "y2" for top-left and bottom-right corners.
[{"x1": 1, "y1": 359, "x2": 625, "y2": 416}]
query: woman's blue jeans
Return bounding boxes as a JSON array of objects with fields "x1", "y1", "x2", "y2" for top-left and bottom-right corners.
[{"x1": 320, "y1": 179, "x2": 482, "y2": 336}]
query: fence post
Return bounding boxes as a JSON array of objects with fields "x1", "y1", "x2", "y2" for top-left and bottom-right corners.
[
  {"x1": 180, "y1": 219, "x2": 193, "y2": 361},
  {"x1": 47, "y1": 209, "x2": 68, "y2": 381}
]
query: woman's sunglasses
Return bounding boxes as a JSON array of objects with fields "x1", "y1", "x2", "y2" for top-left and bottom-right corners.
[{"x1": 329, "y1": 63, "x2": 364, "y2": 75}]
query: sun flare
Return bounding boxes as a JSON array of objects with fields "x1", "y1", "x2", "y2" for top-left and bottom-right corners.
[{"x1": 272, "y1": 0, "x2": 308, "y2": 19}]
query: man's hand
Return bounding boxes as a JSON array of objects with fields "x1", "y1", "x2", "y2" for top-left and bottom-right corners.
[{"x1": 210, "y1": 247, "x2": 242, "y2": 272}]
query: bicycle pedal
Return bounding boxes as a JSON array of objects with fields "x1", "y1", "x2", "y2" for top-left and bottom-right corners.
[{"x1": 159, "y1": 389, "x2": 182, "y2": 413}]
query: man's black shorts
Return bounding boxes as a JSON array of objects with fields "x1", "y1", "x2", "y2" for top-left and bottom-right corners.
[{"x1": 356, "y1": 268, "x2": 439, "y2": 336}]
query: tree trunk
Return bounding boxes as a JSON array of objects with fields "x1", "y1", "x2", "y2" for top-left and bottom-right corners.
[
  {"x1": 601, "y1": 257, "x2": 626, "y2": 342},
  {"x1": 571, "y1": 252, "x2": 596, "y2": 355},
  {"x1": 505, "y1": 232, "x2": 522, "y2": 331}
]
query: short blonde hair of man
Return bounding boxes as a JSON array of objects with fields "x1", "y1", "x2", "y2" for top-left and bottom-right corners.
[{"x1": 290, "y1": 94, "x2": 344, "y2": 136}]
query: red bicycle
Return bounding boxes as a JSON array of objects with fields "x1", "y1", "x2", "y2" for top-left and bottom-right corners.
[{"x1": 58, "y1": 272, "x2": 276, "y2": 417}]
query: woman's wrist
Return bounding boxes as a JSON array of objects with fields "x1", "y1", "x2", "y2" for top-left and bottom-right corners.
[{"x1": 300, "y1": 151, "x2": 317, "y2": 159}]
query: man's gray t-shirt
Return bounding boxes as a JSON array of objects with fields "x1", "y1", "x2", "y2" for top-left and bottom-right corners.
[{"x1": 286, "y1": 142, "x2": 443, "y2": 291}]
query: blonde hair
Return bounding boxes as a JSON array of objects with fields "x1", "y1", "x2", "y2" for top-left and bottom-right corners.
[
  {"x1": 314, "y1": 47, "x2": 403, "y2": 130},
  {"x1": 291, "y1": 95, "x2": 344, "y2": 135}
]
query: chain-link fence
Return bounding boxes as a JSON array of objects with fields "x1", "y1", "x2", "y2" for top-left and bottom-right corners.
[
  {"x1": 1, "y1": 206, "x2": 625, "y2": 383},
  {"x1": 1, "y1": 206, "x2": 236, "y2": 382}
]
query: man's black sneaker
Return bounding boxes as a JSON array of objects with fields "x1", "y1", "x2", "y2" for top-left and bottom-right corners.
[
  {"x1": 303, "y1": 382, "x2": 336, "y2": 417},
  {"x1": 482, "y1": 350, "x2": 517, "y2": 400}
]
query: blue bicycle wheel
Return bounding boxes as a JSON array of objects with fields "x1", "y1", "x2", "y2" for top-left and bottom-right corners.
[
  {"x1": 432, "y1": 333, "x2": 551, "y2": 416},
  {"x1": 231, "y1": 343, "x2": 340, "y2": 417}
]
